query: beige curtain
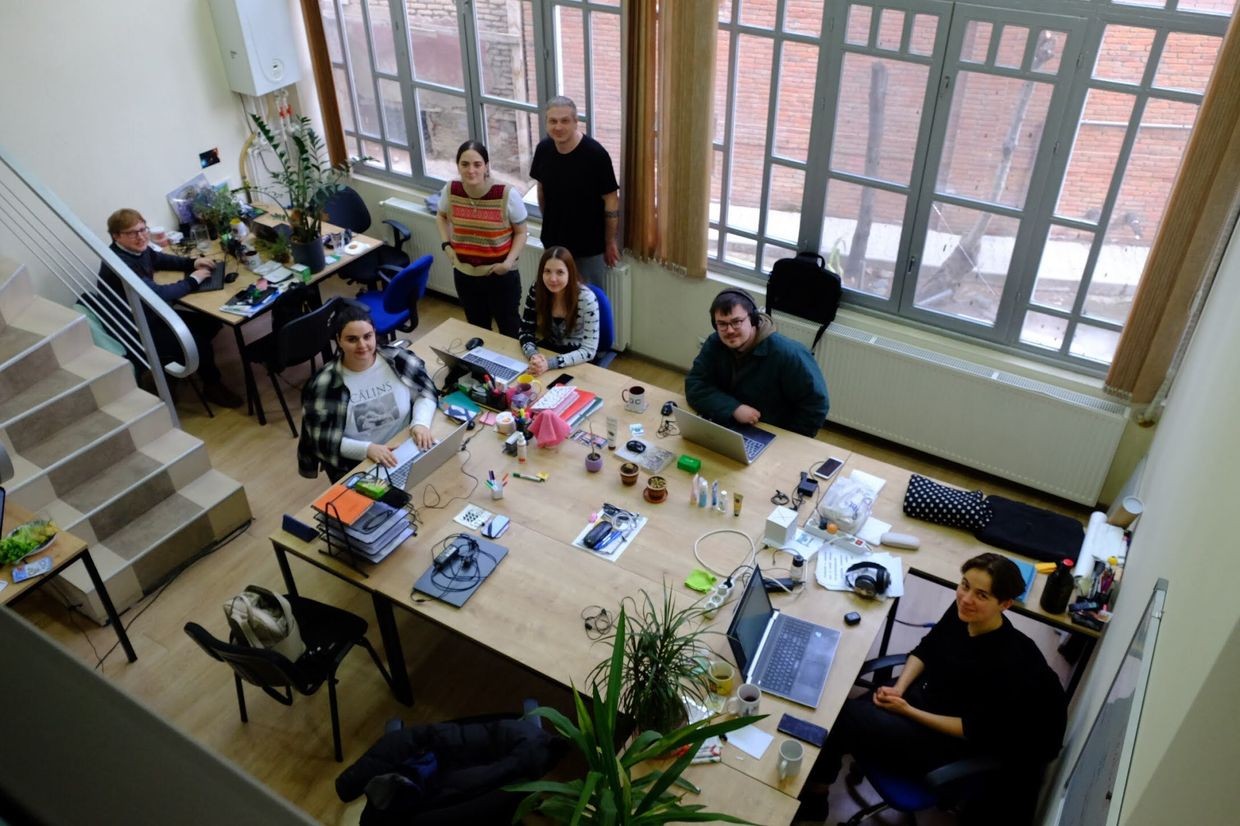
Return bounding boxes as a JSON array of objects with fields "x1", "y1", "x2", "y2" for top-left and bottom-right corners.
[
  {"x1": 623, "y1": 0, "x2": 719, "y2": 277},
  {"x1": 1106, "y1": 14, "x2": 1240, "y2": 404}
]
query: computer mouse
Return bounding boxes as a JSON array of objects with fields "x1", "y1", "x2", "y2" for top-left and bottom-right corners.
[
  {"x1": 224, "y1": 271, "x2": 239, "y2": 283},
  {"x1": 465, "y1": 336, "x2": 484, "y2": 350}
]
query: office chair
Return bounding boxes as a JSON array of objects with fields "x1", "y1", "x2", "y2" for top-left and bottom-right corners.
[
  {"x1": 183, "y1": 593, "x2": 393, "y2": 762},
  {"x1": 587, "y1": 283, "x2": 619, "y2": 368},
  {"x1": 243, "y1": 291, "x2": 335, "y2": 434},
  {"x1": 841, "y1": 654, "x2": 1002, "y2": 825},
  {"x1": 354, "y1": 254, "x2": 432, "y2": 342},
  {"x1": 324, "y1": 185, "x2": 411, "y2": 292}
]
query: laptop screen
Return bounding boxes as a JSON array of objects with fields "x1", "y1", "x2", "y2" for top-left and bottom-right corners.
[{"x1": 727, "y1": 564, "x2": 775, "y2": 679}]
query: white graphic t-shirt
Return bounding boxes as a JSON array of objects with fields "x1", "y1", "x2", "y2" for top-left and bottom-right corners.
[{"x1": 340, "y1": 358, "x2": 412, "y2": 459}]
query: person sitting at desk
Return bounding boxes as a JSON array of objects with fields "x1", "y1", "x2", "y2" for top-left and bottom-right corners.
[
  {"x1": 95, "y1": 208, "x2": 243, "y2": 407},
  {"x1": 685, "y1": 288, "x2": 828, "y2": 437},
  {"x1": 796, "y1": 553, "x2": 1067, "y2": 826},
  {"x1": 517, "y1": 246, "x2": 600, "y2": 375},
  {"x1": 298, "y1": 302, "x2": 438, "y2": 482}
]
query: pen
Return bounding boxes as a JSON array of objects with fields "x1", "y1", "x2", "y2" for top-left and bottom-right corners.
[{"x1": 513, "y1": 472, "x2": 546, "y2": 482}]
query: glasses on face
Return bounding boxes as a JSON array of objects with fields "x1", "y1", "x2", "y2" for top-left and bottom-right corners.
[
  {"x1": 119, "y1": 225, "x2": 149, "y2": 237},
  {"x1": 714, "y1": 316, "x2": 749, "y2": 331}
]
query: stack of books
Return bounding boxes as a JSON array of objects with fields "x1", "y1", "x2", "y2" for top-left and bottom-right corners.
[
  {"x1": 311, "y1": 482, "x2": 412, "y2": 564},
  {"x1": 530, "y1": 385, "x2": 603, "y2": 428}
]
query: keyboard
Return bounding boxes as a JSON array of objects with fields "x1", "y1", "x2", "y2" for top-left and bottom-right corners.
[
  {"x1": 463, "y1": 352, "x2": 520, "y2": 382},
  {"x1": 761, "y1": 617, "x2": 813, "y2": 694},
  {"x1": 197, "y1": 261, "x2": 226, "y2": 292},
  {"x1": 743, "y1": 435, "x2": 765, "y2": 461},
  {"x1": 389, "y1": 456, "x2": 417, "y2": 489}
]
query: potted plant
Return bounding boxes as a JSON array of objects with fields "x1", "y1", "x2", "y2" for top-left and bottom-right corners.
[
  {"x1": 508, "y1": 607, "x2": 761, "y2": 824},
  {"x1": 246, "y1": 113, "x2": 364, "y2": 273},
  {"x1": 190, "y1": 184, "x2": 241, "y2": 239},
  {"x1": 587, "y1": 587, "x2": 714, "y2": 735}
]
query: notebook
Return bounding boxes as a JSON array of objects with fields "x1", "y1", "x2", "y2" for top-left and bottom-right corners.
[
  {"x1": 674, "y1": 407, "x2": 776, "y2": 464},
  {"x1": 430, "y1": 345, "x2": 527, "y2": 384},
  {"x1": 726, "y1": 563, "x2": 841, "y2": 708},
  {"x1": 412, "y1": 535, "x2": 508, "y2": 607}
]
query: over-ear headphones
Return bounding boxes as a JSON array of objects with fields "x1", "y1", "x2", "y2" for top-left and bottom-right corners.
[
  {"x1": 711, "y1": 289, "x2": 759, "y2": 327},
  {"x1": 845, "y1": 561, "x2": 891, "y2": 599}
]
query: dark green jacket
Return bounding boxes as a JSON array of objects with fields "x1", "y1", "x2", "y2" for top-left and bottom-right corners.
[{"x1": 685, "y1": 318, "x2": 829, "y2": 437}]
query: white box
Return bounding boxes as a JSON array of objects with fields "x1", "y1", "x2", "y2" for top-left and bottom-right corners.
[{"x1": 764, "y1": 506, "x2": 798, "y2": 549}]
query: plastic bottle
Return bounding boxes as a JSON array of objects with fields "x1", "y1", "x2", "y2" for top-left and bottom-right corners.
[
  {"x1": 1040, "y1": 558, "x2": 1075, "y2": 614},
  {"x1": 516, "y1": 432, "x2": 527, "y2": 463},
  {"x1": 791, "y1": 554, "x2": 806, "y2": 585}
]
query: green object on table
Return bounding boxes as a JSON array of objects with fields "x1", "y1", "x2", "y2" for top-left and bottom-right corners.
[
  {"x1": 677, "y1": 454, "x2": 702, "y2": 473},
  {"x1": 685, "y1": 568, "x2": 717, "y2": 593}
]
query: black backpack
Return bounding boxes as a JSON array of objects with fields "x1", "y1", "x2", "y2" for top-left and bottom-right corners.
[{"x1": 766, "y1": 251, "x2": 842, "y2": 351}]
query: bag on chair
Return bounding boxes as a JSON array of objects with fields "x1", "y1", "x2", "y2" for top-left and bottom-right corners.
[
  {"x1": 766, "y1": 250, "x2": 842, "y2": 352},
  {"x1": 224, "y1": 585, "x2": 306, "y2": 661}
]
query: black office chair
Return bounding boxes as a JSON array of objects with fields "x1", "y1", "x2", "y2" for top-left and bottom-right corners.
[
  {"x1": 354, "y1": 254, "x2": 432, "y2": 342},
  {"x1": 587, "y1": 283, "x2": 619, "y2": 368},
  {"x1": 841, "y1": 654, "x2": 1002, "y2": 825},
  {"x1": 325, "y1": 186, "x2": 412, "y2": 292},
  {"x1": 243, "y1": 293, "x2": 338, "y2": 435},
  {"x1": 184, "y1": 594, "x2": 393, "y2": 762}
]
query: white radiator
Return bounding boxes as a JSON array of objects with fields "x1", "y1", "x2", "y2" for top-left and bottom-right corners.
[
  {"x1": 381, "y1": 196, "x2": 629, "y2": 351},
  {"x1": 775, "y1": 314, "x2": 1128, "y2": 505}
]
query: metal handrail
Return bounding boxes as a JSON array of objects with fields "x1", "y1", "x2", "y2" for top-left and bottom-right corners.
[{"x1": 0, "y1": 143, "x2": 199, "y2": 425}]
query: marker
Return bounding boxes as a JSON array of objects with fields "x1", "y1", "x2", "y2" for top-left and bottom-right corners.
[{"x1": 513, "y1": 471, "x2": 547, "y2": 483}]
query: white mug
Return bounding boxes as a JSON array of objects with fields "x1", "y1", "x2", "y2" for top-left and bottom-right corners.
[
  {"x1": 777, "y1": 738, "x2": 804, "y2": 781},
  {"x1": 622, "y1": 385, "x2": 647, "y2": 414},
  {"x1": 725, "y1": 682, "x2": 760, "y2": 717}
]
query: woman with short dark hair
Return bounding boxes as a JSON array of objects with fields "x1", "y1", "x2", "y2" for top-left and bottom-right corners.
[{"x1": 796, "y1": 552, "x2": 1067, "y2": 825}]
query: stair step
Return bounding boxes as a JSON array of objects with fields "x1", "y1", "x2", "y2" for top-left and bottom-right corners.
[
  {"x1": 0, "y1": 344, "x2": 131, "y2": 427},
  {"x1": 4, "y1": 388, "x2": 165, "y2": 473},
  {"x1": 0, "y1": 260, "x2": 34, "y2": 326}
]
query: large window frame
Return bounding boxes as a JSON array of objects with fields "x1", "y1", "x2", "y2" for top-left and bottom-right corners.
[
  {"x1": 316, "y1": 0, "x2": 622, "y2": 198},
  {"x1": 710, "y1": 0, "x2": 1233, "y2": 373}
]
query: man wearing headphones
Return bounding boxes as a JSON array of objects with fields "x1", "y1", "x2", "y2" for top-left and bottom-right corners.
[{"x1": 685, "y1": 289, "x2": 829, "y2": 437}]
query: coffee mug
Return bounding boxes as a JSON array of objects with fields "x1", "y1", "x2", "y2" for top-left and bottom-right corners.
[
  {"x1": 777, "y1": 739, "x2": 804, "y2": 781},
  {"x1": 725, "y1": 682, "x2": 760, "y2": 717},
  {"x1": 622, "y1": 385, "x2": 647, "y2": 414},
  {"x1": 708, "y1": 661, "x2": 735, "y2": 697},
  {"x1": 508, "y1": 379, "x2": 542, "y2": 408}
]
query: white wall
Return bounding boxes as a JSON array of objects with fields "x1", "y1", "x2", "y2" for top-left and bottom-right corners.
[
  {"x1": 1045, "y1": 220, "x2": 1240, "y2": 823},
  {"x1": 0, "y1": 0, "x2": 248, "y2": 243}
]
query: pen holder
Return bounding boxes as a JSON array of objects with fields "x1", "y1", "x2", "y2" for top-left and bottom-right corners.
[{"x1": 490, "y1": 484, "x2": 505, "y2": 501}]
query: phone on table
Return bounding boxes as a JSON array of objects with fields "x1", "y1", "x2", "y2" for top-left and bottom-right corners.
[
  {"x1": 777, "y1": 713, "x2": 829, "y2": 747},
  {"x1": 548, "y1": 373, "x2": 574, "y2": 388},
  {"x1": 812, "y1": 457, "x2": 845, "y2": 483}
]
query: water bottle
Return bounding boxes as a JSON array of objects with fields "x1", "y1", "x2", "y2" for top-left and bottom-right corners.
[
  {"x1": 516, "y1": 432, "x2": 527, "y2": 464},
  {"x1": 1040, "y1": 558, "x2": 1075, "y2": 614}
]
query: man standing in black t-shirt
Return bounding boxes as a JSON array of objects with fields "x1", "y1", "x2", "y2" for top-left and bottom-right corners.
[{"x1": 528, "y1": 96, "x2": 620, "y2": 286}]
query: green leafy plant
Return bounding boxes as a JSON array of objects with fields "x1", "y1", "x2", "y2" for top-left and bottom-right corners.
[
  {"x1": 588, "y1": 587, "x2": 714, "y2": 735},
  {"x1": 508, "y1": 607, "x2": 761, "y2": 824},
  {"x1": 254, "y1": 233, "x2": 291, "y2": 264},
  {"x1": 246, "y1": 113, "x2": 364, "y2": 243},
  {"x1": 190, "y1": 184, "x2": 241, "y2": 236}
]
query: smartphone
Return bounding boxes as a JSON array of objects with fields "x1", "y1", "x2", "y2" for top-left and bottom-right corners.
[
  {"x1": 777, "y1": 713, "x2": 829, "y2": 747},
  {"x1": 548, "y1": 372, "x2": 574, "y2": 388},
  {"x1": 812, "y1": 457, "x2": 845, "y2": 482}
]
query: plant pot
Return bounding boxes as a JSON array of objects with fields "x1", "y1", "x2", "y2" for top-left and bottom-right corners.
[
  {"x1": 619, "y1": 462, "x2": 640, "y2": 486},
  {"x1": 643, "y1": 475, "x2": 668, "y2": 504},
  {"x1": 586, "y1": 452, "x2": 604, "y2": 473},
  {"x1": 292, "y1": 237, "x2": 326, "y2": 273}
]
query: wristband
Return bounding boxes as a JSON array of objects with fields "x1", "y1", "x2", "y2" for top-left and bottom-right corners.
[{"x1": 441, "y1": 241, "x2": 452, "y2": 250}]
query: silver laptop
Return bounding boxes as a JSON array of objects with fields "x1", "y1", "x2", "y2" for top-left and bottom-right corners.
[
  {"x1": 384, "y1": 423, "x2": 468, "y2": 490},
  {"x1": 726, "y1": 563, "x2": 841, "y2": 708},
  {"x1": 431, "y1": 345, "x2": 527, "y2": 384},
  {"x1": 674, "y1": 407, "x2": 776, "y2": 464}
]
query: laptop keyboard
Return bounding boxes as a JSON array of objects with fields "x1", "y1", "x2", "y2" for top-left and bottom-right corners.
[
  {"x1": 743, "y1": 435, "x2": 765, "y2": 460},
  {"x1": 198, "y1": 261, "x2": 226, "y2": 292},
  {"x1": 761, "y1": 617, "x2": 813, "y2": 693},
  {"x1": 388, "y1": 456, "x2": 416, "y2": 489},
  {"x1": 463, "y1": 353, "x2": 520, "y2": 382}
]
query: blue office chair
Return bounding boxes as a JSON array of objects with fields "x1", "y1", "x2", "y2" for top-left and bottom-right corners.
[
  {"x1": 841, "y1": 654, "x2": 1002, "y2": 825},
  {"x1": 355, "y1": 254, "x2": 432, "y2": 341},
  {"x1": 587, "y1": 283, "x2": 618, "y2": 368},
  {"x1": 324, "y1": 185, "x2": 411, "y2": 292}
]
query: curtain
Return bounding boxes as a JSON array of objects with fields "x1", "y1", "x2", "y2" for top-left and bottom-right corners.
[
  {"x1": 622, "y1": 0, "x2": 719, "y2": 277},
  {"x1": 1105, "y1": 14, "x2": 1240, "y2": 404}
]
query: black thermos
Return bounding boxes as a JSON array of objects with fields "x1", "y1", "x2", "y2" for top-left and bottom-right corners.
[{"x1": 1040, "y1": 558, "x2": 1075, "y2": 614}]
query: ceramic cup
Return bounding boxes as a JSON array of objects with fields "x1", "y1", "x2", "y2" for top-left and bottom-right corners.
[
  {"x1": 708, "y1": 661, "x2": 735, "y2": 697},
  {"x1": 622, "y1": 385, "x2": 647, "y2": 414},
  {"x1": 725, "y1": 682, "x2": 761, "y2": 717},
  {"x1": 777, "y1": 739, "x2": 804, "y2": 781}
]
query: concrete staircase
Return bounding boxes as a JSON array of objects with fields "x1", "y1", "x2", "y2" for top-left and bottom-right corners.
[{"x1": 0, "y1": 259, "x2": 251, "y2": 623}]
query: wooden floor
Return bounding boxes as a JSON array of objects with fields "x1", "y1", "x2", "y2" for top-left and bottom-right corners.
[{"x1": 15, "y1": 285, "x2": 1089, "y2": 824}]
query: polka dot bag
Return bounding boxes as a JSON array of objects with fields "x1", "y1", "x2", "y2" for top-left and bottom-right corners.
[{"x1": 902, "y1": 474, "x2": 993, "y2": 531}]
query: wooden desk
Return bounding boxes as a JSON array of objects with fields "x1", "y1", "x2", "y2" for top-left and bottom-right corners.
[{"x1": 2, "y1": 501, "x2": 136, "y2": 662}]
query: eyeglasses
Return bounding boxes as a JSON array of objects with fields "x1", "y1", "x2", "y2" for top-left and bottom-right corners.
[
  {"x1": 119, "y1": 225, "x2": 149, "y2": 237},
  {"x1": 714, "y1": 316, "x2": 749, "y2": 331}
]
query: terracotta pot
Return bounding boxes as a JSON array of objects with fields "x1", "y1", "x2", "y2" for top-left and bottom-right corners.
[
  {"x1": 619, "y1": 462, "x2": 640, "y2": 486},
  {"x1": 643, "y1": 475, "x2": 668, "y2": 504}
]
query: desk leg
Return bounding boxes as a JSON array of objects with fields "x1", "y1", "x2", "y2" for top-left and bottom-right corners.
[
  {"x1": 274, "y1": 547, "x2": 298, "y2": 597},
  {"x1": 1066, "y1": 634, "x2": 1096, "y2": 698},
  {"x1": 80, "y1": 550, "x2": 137, "y2": 663},
  {"x1": 371, "y1": 593, "x2": 414, "y2": 706},
  {"x1": 233, "y1": 326, "x2": 262, "y2": 423}
]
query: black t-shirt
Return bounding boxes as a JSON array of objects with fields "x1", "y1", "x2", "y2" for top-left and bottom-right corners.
[
  {"x1": 529, "y1": 134, "x2": 619, "y2": 258},
  {"x1": 909, "y1": 604, "x2": 1067, "y2": 764}
]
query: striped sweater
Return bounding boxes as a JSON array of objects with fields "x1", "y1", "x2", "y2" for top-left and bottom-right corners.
[
  {"x1": 518, "y1": 284, "x2": 600, "y2": 369},
  {"x1": 445, "y1": 181, "x2": 516, "y2": 275}
]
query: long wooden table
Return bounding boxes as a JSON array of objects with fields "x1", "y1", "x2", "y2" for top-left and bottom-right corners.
[{"x1": 269, "y1": 318, "x2": 1098, "y2": 822}]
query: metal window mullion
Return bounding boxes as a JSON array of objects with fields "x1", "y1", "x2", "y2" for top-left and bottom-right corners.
[
  {"x1": 985, "y1": 23, "x2": 1003, "y2": 67},
  {"x1": 901, "y1": 5, "x2": 916, "y2": 53},
  {"x1": 582, "y1": 6, "x2": 594, "y2": 131},
  {"x1": 795, "y1": 0, "x2": 842, "y2": 257},
  {"x1": 459, "y1": 0, "x2": 484, "y2": 142},
  {"x1": 828, "y1": 169, "x2": 915, "y2": 197},
  {"x1": 755, "y1": 14, "x2": 786, "y2": 261},
  {"x1": 332, "y1": 0, "x2": 364, "y2": 153},
  {"x1": 716, "y1": 23, "x2": 741, "y2": 261},
  {"x1": 358, "y1": 1, "x2": 387, "y2": 146},
  {"x1": 532, "y1": 1, "x2": 552, "y2": 108}
]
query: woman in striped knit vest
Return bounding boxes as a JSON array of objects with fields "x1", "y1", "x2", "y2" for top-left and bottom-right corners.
[{"x1": 436, "y1": 140, "x2": 528, "y2": 337}]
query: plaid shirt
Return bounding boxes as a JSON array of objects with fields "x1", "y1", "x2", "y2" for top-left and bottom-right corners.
[{"x1": 298, "y1": 346, "x2": 439, "y2": 478}]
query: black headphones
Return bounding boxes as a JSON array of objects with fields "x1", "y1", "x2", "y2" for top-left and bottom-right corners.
[
  {"x1": 845, "y1": 561, "x2": 891, "y2": 599},
  {"x1": 711, "y1": 289, "x2": 759, "y2": 327}
]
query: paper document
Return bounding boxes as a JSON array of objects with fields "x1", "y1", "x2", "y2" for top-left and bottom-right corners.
[
  {"x1": 726, "y1": 724, "x2": 773, "y2": 760},
  {"x1": 816, "y1": 544, "x2": 905, "y2": 597}
]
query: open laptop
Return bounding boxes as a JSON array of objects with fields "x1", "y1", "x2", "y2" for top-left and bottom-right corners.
[
  {"x1": 726, "y1": 563, "x2": 841, "y2": 708},
  {"x1": 431, "y1": 345, "x2": 527, "y2": 384},
  {"x1": 196, "y1": 260, "x2": 227, "y2": 293},
  {"x1": 383, "y1": 423, "x2": 468, "y2": 490},
  {"x1": 674, "y1": 407, "x2": 776, "y2": 464}
]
